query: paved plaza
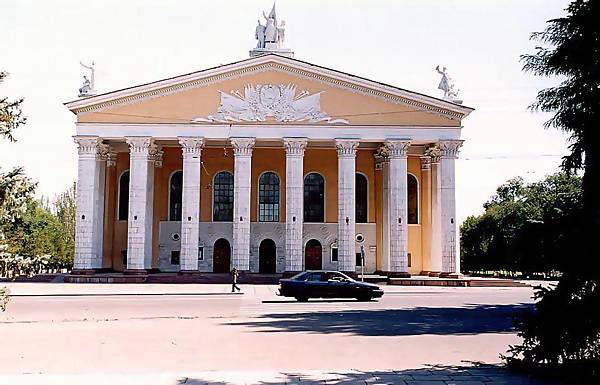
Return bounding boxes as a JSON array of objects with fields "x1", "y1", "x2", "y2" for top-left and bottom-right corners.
[{"x1": 0, "y1": 283, "x2": 557, "y2": 384}]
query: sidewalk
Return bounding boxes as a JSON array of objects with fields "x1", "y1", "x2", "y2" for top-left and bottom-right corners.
[
  {"x1": 1, "y1": 282, "x2": 534, "y2": 297},
  {"x1": 0, "y1": 366, "x2": 560, "y2": 385}
]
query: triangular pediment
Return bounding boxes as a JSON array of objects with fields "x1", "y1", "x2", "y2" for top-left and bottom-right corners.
[{"x1": 65, "y1": 54, "x2": 473, "y2": 126}]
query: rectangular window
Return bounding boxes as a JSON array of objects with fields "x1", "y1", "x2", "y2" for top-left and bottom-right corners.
[
  {"x1": 198, "y1": 246, "x2": 204, "y2": 261},
  {"x1": 331, "y1": 247, "x2": 338, "y2": 262},
  {"x1": 121, "y1": 250, "x2": 127, "y2": 266},
  {"x1": 170, "y1": 250, "x2": 181, "y2": 265},
  {"x1": 356, "y1": 252, "x2": 362, "y2": 267},
  {"x1": 408, "y1": 252, "x2": 412, "y2": 267}
]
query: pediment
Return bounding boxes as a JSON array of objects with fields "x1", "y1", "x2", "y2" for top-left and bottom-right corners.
[{"x1": 66, "y1": 55, "x2": 473, "y2": 126}]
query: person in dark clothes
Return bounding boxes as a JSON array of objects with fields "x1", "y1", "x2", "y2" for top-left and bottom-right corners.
[{"x1": 231, "y1": 267, "x2": 241, "y2": 292}]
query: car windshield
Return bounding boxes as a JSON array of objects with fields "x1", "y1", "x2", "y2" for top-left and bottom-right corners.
[{"x1": 290, "y1": 272, "x2": 310, "y2": 281}]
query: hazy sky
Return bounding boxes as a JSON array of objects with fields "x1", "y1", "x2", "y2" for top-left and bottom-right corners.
[{"x1": 0, "y1": 0, "x2": 571, "y2": 223}]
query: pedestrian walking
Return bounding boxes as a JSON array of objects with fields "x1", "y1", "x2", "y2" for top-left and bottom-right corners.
[{"x1": 231, "y1": 267, "x2": 241, "y2": 292}]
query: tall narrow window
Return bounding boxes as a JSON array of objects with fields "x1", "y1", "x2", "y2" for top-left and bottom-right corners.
[
  {"x1": 408, "y1": 174, "x2": 419, "y2": 224},
  {"x1": 169, "y1": 171, "x2": 183, "y2": 221},
  {"x1": 118, "y1": 170, "x2": 130, "y2": 221},
  {"x1": 213, "y1": 171, "x2": 234, "y2": 222},
  {"x1": 304, "y1": 173, "x2": 325, "y2": 223},
  {"x1": 355, "y1": 173, "x2": 368, "y2": 223},
  {"x1": 258, "y1": 172, "x2": 280, "y2": 222}
]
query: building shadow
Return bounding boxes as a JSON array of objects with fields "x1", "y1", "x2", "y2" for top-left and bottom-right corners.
[
  {"x1": 175, "y1": 363, "x2": 560, "y2": 384},
  {"x1": 224, "y1": 304, "x2": 532, "y2": 336}
]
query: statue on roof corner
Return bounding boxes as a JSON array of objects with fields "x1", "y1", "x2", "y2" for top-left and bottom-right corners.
[
  {"x1": 78, "y1": 60, "x2": 96, "y2": 97},
  {"x1": 435, "y1": 65, "x2": 461, "y2": 102}
]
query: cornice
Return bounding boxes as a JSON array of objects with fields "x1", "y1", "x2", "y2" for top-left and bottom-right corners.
[{"x1": 66, "y1": 56, "x2": 473, "y2": 121}]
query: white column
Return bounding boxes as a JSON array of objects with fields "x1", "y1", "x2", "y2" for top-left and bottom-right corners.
[
  {"x1": 125, "y1": 137, "x2": 157, "y2": 272},
  {"x1": 429, "y1": 148, "x2": 443, "y2": 274},
  {"x1": 375, "y1": 146, "x2": 391, "y2": 272},
  {"x1": 385, "y1": 139, "x2": 411, "y2": 276},
  {"x1": 438, "y1": 140, "x2": 464, "y2": 274},
  {"x1": 178, "y1": 137, "x2": 204, "y2": 272},
  {"x1": 283, "y1": 138, "x2": 308, "y2": 272},
  {"x1": 231, "y1": 137, "x2": 255, "y2": 271},
  {"x1": 335, "y1": 139, "x2": 359, "y2": 272},
  {"x1": 73, "y1": 136, "x2": 107, "y2": 271}
]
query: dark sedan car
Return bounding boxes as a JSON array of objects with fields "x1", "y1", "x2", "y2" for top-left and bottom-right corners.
[{"x1": 278, "y1": 270, "x2": 384, "y2": 302}]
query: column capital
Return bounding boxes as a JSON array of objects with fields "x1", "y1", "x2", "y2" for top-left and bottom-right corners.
[
  {"x1": 125, "y1": 136, "x2": 153, "y2": 154},
  {"x1": 420, "y1": 155, "x2": 432, "y2": 170},
  {"x1": 425, "y1": 145, "x2": 441, "y2": 163},
  {"x1": 106, "y1": 151, "x2": 118, "y2": 167},
  {"x1": 230, "y1": 137, "x2": 255, "y2": 156},
  {"x1": 283, "y1": 137, "x2": 308, "y2": 156},
  {"x1": 178, "y1": 136, "x2": 205, "y2": 156},
  {"x1": 438, "y1": 139, "x2": 464, "y2": 159},
  {"x1": 73, "y1": 135, "x2": 100, "y2": 156},
  {"x1": 149, "y1": 143, "x2": 164, "y2": 167},
  {"x1": 384, "y1": 139, "x2": 411, "y2": 158},
  {"x1": 335, "y1": 139, "x2": 359, "y2": 157}
]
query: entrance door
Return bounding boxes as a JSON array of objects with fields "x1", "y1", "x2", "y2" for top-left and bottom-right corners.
[
  {"x1": 259, "y1": 239, "x2": 277, "y2": 273},
  {"x1": 213, "y1": 238, "x2": 231, "y2": 273},
  {"x1": 305, "y1": 239, "x2": 322, "y2": 270}
]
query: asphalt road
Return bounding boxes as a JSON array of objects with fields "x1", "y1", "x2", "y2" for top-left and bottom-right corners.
[{"x1": 0, "y1": 285, "x2": 535, "y2": 377}]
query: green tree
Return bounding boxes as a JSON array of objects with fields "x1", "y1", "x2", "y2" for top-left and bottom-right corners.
[
  {"x1": 0, "y1": 71, "x2": 25, "y2": 142},
  {"x1": 505, "y1": 1, "x2": 600, "y2": 378},
  {"x1": 53, "y1": 182, "x2": 76, "y2": 266}
]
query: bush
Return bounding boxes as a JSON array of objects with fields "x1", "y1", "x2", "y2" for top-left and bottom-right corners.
[
  {"x1": 0, "y1": 286, "x2": 8, "y2": 312},
  {"x1": 505, "y1": 276, "x2": 600, "y2": 381}
]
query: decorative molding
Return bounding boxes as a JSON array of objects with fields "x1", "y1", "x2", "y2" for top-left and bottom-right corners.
[
  {"x1": 335, "y1": 139, "x2": 359, "y2": 157},
  {"x1": 384, "y1": 139, "x2": 411, "y2": 158},
  {"x1": 178, "y1": 136, "x2": 205, "y2": 156},
  {"x1": 420, "y1": 155, "x2": 432, "y2": 170},
  {"x1": 230, "y1": 137, "x2": 256, "y2": 156},
  {"x1": 192, "y1": 83, "x2": 348, "y2": 124},
  {"x1": 68, "y1": 58, "x2": 471, "y2": 121},
  {"x1": 438, "y1": 139, "x2": 464, "y2": 158},
  {"x1": 283, "y1": 137, "x2": 308, "y2": 156}
]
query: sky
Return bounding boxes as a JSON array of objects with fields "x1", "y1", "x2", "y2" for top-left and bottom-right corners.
[{"x1": 0, "y1": 0, "x2": 571, "y2": 223}]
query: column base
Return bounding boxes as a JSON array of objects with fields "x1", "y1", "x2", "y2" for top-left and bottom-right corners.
[
  {"x1": 70, "y1": 269, "x2": 97, "y2": 275},
  {"x1": 439, "y1": 272, "x2": 464, "y2": 279},
  {"x1": 385, "y1": 271, "x2": 412, "y2": 278},
  {"x1": 178, "y1": 270, "x2": 202, "y2": 276},
  {"x1": 282, "y1": 271, "x2": 303, "y2": 278},
  {"x1": 124, "y1": 269, "x2": 148, "y2": 275},
  {"x1": 428, "y1": 271, "x2": 442, "y2": 277}
]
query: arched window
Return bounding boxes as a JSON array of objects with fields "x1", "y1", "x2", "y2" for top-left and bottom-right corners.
[
  {"x1": 355, "y1": 173, "x2": 368, "y2": 223},
  {"x1": 304, "y1": 173, "x2": 325, "y2": 223},
  {"x1": 118, "y1": 170, "x2": 129, "y2": 221},
  {"x1": 213, "y1": 171, "x2": 234, "y2": 222},
  {"x1": 258, "y1": 172, "x2": 280, "y2": 222},
  {"x1": 408, "y1": 174, "x2": 419, "y2": 224},
  {"x1": 169, "y1": 171, "x2": 183, "y2": 221}
]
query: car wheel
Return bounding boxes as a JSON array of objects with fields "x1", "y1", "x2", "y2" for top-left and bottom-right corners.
[
  {"x1": 356, "y1": 295, "x2": 372, "y2": 302},
  {"x1": 295, "y1": 296, "x2": 309, "y2": 302}
]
